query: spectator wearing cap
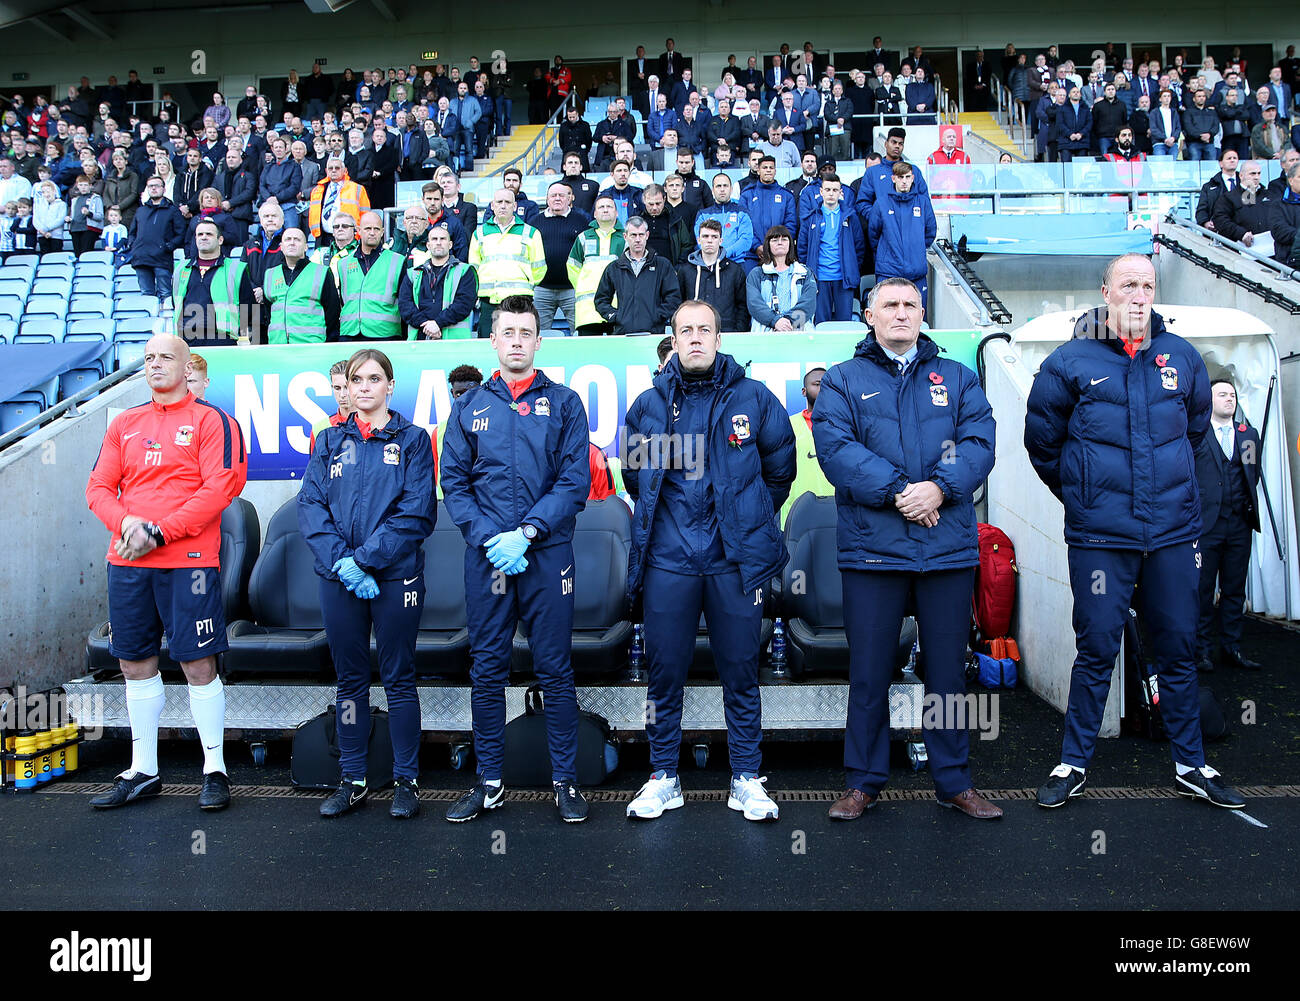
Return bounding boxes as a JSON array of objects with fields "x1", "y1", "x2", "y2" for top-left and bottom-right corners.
[{"x1": 1251, "y1": 105, "x2": 1292, "y2": 160}]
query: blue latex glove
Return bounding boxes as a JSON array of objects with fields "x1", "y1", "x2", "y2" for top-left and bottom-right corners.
[
  {"x1": 354, "y1": 574, "x2": 380, "y2": 600},
  {"x1": 484, "y1": 529, "x2": 530, "y2": 570},
  {"x1": 501, "y1": 554, "x2": 529, "y2": 576},
  {"x1": 332, "y1": 556, "x2": 367, "y2": 591}
]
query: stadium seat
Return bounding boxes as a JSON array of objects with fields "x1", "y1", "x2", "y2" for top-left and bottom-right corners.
[
  {"x1": 76, "y1": 250, "x2": 114, "y2": 267},
  {"x1": 0, "y1": 396, "x2": 45, "y2": 435},
  {"x1": 72, "y1": 276, "x2": 112, "y2": 296},
  {"x1": 39, "y1": 251, "x2": 75, "y2": 266},
  {"x1": 65, "y1": 318, "x2": 113, "y2": 342},
  {"x1": 73, "y1": 262, "x2": 113, "y2": 280},
  {"x1": 228, "y1": 247, "x2": 243, "y2": 259},
  {"x1": 113, "y1": 293, "x2": 160, "y2": 318},
  {"x1": 511, "y1": 498, "x2": 634, "y2": 676},
  {"x1": 0, "y1": 318, "x2": 16, "y2": 342},
  {"x1": 32, "y1": 279, "x2": 72, "y2": 299},
  {"x1": 86, "y1": 498, "x2": 263, "y2": 675},
  {"x1": 58, "y1": 367, "x2": 103, "y2": 399},
  {"x1": 23, "y1": 294, "x2": 68, "y2": 318},
  {"x1": 34, "y1": 263, "x2": 74, "y2": 281},
  {"x1": 16, "y1": 316, "x2": 64, "y2": 343},
  {"x1": 224, "y1": 498, "x2": 332, "y2": 676},
  {"x1": 6, "y1": 254, "x2": 38, "y2": 268},
  {"x1": 779, "y1": 492, "x2": 917, "y2": 676},
  {"x1": 396, "y1": 502, "x2": 471, "y2": 677},
  {"x1": 0, "y1": 295, "x2": 24, "y2": 321},
  {"x1": 0, "y1": 278, "x2": 31, "y2": 298},
  {"x1": 813, "y1": 321, "x2": 869, "y2": 333},
  {"x1": 69, "y1": 305, "x2": 112, "y2": 323}
]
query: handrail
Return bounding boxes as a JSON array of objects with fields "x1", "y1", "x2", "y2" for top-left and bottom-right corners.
[
  {"x1": 1163, "y1": 212, "x2": 1299, "y2": 281},
  {"x1": 1153, "y1": 233, "x2": 1300, "y2": 314},
  {"x1": 0, "y1": 357, "x2": 144, "y2": 453},
  {"x1": 932, "y1": 239, "x2": 1013, "y2": 326},
  {"x1": 489, "y1": 92, "x2": 574, "y2": 178}
]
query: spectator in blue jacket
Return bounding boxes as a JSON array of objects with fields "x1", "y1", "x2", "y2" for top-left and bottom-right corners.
[
  {"x1": 298, "y1": 347, "x2": 436, "y2": 819},
  {"x1": 258, "y1": 134, "x2": 303, "y2": 230},
  {"x1": 597, "y1": 160, "x2": 645, "y2": 224},
  {"x1": 1055, "y1": 87, "x2": 1093, "y2": 161},
  {"x1": 739, "y1": 155, "x2": 797, "y2": 261},
  {"x1": 128, "y1": 174, "x2": 185, "y2": 304},
  {"x1": 622, "y1": 299, "x2": 795, "y2": 821},
  {"x1": 867, "y1": 162, "x2": 936, "y2": 311},
  {"x1": 694, "y1": 173, "x2": 755, "y2": 271},
  {"x1": 670, "y1": 68, "x2": 698, "y2": 115},
  {"x1": 905, "y1": 68, "x2": 937, "y2": 126},
  {"x1": 450, "y1": 83, "x2": 480, "y2": 172},
  {"x1": 796, "y1": 161, "x2": 857, "y2": 242},
  {"x1": 798, "y1": 173, "x2": 863, "y2": 324},
  {"x1": 746, "y1": 225, "x2": 816, "y2": 330},
  {"x1": 1024, "y1": 254, "x2": 1245, "y2": 811},
  {"x1": 855, "y1": 128, "x2": 930, "y2": 220},
  {"x1": 814, "y1": 277, "x2": 1001, "y2": 822},
  {"x1": 646, "y1": 94, "x2": 678, "y2": 148}
]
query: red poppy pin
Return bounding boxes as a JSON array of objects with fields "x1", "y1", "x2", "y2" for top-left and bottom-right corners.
[
  {"x1": 514, "y1": 401, "x2": 531, "y2": 416},
  {"x1": 1238, "y1": 423, "x2": 1247, "y2": 432},
  {"x1": 728, "y1": 432, "x2": 743, "y2": 449},
  {"x1": 929, "y1": 372, "x2": 943, "y2": 385},
  {"x1": 1155, "y1": 353, "x2": 1168, "y2": 366}
]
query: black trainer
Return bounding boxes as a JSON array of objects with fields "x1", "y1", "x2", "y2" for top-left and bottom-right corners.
[
  {"x1": 1036, "y1": 766, "x2": 1087, "y2": 808},
  {"x1": 320, "y1": 776, "x2": 368, "y2": 818},
  {"x1": 1176, "y1": 769, "x2": 1246, "y2": 809},
  {"x1": 554, "y1": 781, "x2": 589, "y2": 823},
  {"x1": 1222, "y1": 648, "x2": 1261, "y2": 671},
  {"x1": 198, "y1": 771, "x2": 231, "y2": 811},
  {"x1": 90, "y1": 772, "x2": 162, "y2": 810},
  {"x1": 445, "y1": 779, "x2": 505, "y2": 822},
  {"x1": 390, "y1": 778, "x2": 420, "y2": 819}
]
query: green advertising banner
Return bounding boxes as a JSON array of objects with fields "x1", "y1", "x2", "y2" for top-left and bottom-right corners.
[{"x1": 201, "y1": 331, "x2": 984, "y2": 479}]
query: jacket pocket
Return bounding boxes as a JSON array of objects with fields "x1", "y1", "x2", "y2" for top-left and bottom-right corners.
[{"x1": 1080, "y1": 446, "x2": 1095, "y2": 508}]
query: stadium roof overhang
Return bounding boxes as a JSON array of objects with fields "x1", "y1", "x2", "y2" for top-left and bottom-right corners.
[{"x1": 0, "y1": 0, "x2": 392, "y2": 36}]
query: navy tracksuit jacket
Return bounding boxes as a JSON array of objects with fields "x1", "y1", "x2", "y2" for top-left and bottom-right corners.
[
  {"x1": 298, "y1": 411, "x2": 437, "y2": 782},
  {"x1": 624, "y1": 353, "x2": 795, "y2": 775},
  {"x1": 440, "y1": 370, "x2": 590, "y2": 782},
  {"x1": 1025, "y1": 306, "x2": 1213, "y2": 769}
]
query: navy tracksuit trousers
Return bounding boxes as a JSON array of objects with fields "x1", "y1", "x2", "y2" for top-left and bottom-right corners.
[
  {"x1": 320, "y1": 576, "x2": 423, "y2": 782},
  {"x1": 642, "y1": 566, "x2": 764, "y2": 777},
  {"x1": 842, "y1": 567, "x2": 975, "y2": 799},
  {"x1": 465, "y1": 542, "x2": 578, "y2": 782},
  {"x1": 1063, "y1": 543, "x2": 1205, "y2": 769}
]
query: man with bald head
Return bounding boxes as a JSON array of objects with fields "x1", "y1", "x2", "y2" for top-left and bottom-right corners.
[
  {"x1": 262, "y1": 227, "x2": 341, "y2": 342},
  {"x1": 86, "y1": 333, "x2": 249, "y2": 811},
  {"x1": 467, "y1": 187, "x2": 546, "y2": 337},
  {"x1": 337, "y1": 209, "x2": 407, "y2": 340},
  {"x1": 1025, "y1": 253, "x2": 1247, "y2": 810},
  {"x1": 174, "y1": 217, "x2": 256, "y2": 346}
]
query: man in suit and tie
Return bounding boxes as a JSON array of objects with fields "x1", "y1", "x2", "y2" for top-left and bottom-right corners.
[
  {"x1": 630, "y1": 45, "x2": 651, "y2": 114},
  {"x1": 868, "y1": 38, "x2": 889, "y2": 75},
  {"x1": 765, "y1": 56, "x2": 786, "y2": 106},
  {"x1": 1132, "y1": 63, "x2": 1157, "y2": 106},
  {"x1": 432, "y1": 97, "x2": 460, "y2": 172},
  {"x1": 966, "y1": 49, "x2": 990, "y2": 112},
  {"x1": 1266, "y1": 67, "x2": 1293, "y2": 122},
  {"x1": 659, "y1": 38, "x2": 683, "y2": 90},
  {"x1": 641, "y1": 74, "x2": 665, "y2": 121},
  {"x1": 737, "y1": 57, "x2": 763, "y2": 105},
  {"x1": 671, "y1": 68, "x2": 698, "y2": 116},
  {"x1": 1195, "y1": 377, "x2": 1262, "y2": 672},
  {"x1": 737, "y1": 99, "x2": 770, "y2": 155}
]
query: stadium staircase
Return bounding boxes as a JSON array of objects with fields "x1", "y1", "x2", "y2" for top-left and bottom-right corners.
[
  {"x1": 959, "y1": 112, "x2": 1022, "y2": 158},
  {"x1": 465, "y1": 125, "x2": 545, "y2": 177}
]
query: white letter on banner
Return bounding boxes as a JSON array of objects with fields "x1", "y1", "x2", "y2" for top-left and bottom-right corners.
[
  {"x1": 569, "y1": 364, "x2": 617, "y2": 448},
  {"x1": 287, "y1": 371, "x2": 331, "y2": 454},
  {"x1": 412, "y1": 368, "x2": 447, "y2": 434},
  {"x1": 539, "y1": 365, "x2": 566, "y2": 384},
  {"x1": 625, "y1": 364, "x2": 654, "y2": 410},
  {"x1": 235, "y1": 373, "x2": 279, "y2": 453},
  {"x1": 750, "y1": 362, "x2": 800, "y2": 410}
]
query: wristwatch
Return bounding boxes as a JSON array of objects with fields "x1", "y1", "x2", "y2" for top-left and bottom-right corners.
[
  {"x1": 144, "y1": 522, "x2": 166, "y2": 546},
  {"x1": 520, "y1": 524, "x2": 538, "y2": 542}
]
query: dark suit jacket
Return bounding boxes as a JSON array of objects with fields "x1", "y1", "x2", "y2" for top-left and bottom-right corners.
[
  {"x1": 1196, "y1": 421, "x2": 1261, "y2": 533},
  {"x1": 659, "y1": 51, "x2": 684, "y2": 86}
]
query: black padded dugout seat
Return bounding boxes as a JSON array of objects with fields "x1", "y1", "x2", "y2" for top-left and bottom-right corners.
[
  {"x1": 86, "y1": 497, "x2": 262, "y2": 674},
  {"x1": 511, "y1": 497, "x2": 634, "y2": 676},
  {"x1": 224, "y1": 498, "x2": 331, "y2": 675}
]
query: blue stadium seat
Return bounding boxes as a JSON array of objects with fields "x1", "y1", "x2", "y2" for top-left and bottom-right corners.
[
  {"x1": 0, "y1": 264, "x2": 35, "y2": 283},
  {"x1": 16, "y1": 316, "x2": 65, "y2": 343},
  {"x1": 113, "y1": 275, "x2": 142, "y2": 295},
  {"x1": 39, "y1": 251, "x2": 75, "y2": 266},
  {"x1": 72, "y1": 276, "x2": 112, "y2": 296},
  {"x1": 23, "y1": 294, "x2": 68, "y2": 318},
  {"x1": 0, "y1": 318, "x2": 15, "y2": 342},
  {"x1": 70, "y1": 294, "x2": 112, "y2": 317},
  {"x1": 35, "y1": 263, "x2": 74, "y2": 281},
  {"x1": 59, "y1": 368, "x2": 103, "y2": 400},
  {"x1": 76, "y1": 250, "x2": 114, "y2": 267},
  {"x1": 113, "y1": 316, "x2": 160, "y2": 365},
  {"x1": 6, "y1": 254, "x2": 38, "y2": 268},
  {"x1": 112, "y1": 294, "x2": 160, "y2": 318},
  {"x1": 31, "y1": 277, "x2": 73, "y2": 297},
  {"x1": 64, "y1": 318, "x2": 113, "y2": 343},
  {"x1": 0, "y1": 296, "x2": 24, "y2": 322},
  {"x1": 73, "y1": 262, "x2": 113, "y2": 280},
  {"x1": 228, "y1": 246, "x2": 243, "y2": 259},
  {"x1": 0, "y1": 399, "x2": 44, "y2": 436},
  {"x1": 0, "y1": 278, "x2": 30, "y2": 298}
]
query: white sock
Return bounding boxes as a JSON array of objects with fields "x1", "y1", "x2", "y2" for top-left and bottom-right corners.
[
  {"x1": 1176, "y1": 762, "x2": 1218, "y2": 778},
  {"x1": 188, "y1": 677, "x2": 227, "y2": 775},
  {"x1": 484, "y1": 778, "x2": 502, "y2": 788},
  {"x1": 124, "y1": 674, "x2": 165, "y2": 778},
  {"x1": 1052, "y1": 762, "x2": 1084, "y2": 778}
]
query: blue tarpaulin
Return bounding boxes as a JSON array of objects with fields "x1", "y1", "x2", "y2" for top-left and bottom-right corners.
[{"x1": 951, "y1": 215, "x2": 1153, "y2": 256}]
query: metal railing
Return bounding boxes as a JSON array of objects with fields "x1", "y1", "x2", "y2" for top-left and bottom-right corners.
[
  {"x1": 489, "y1": 92, "x2": 574, "y2": 178},
  {"x1": 1162, "y1": 212, "x2": 1299, "y2": 282},
  {"x1": 0, "y1": 358, "x2": 143, "y2": 454},
  {"x1": 989, "y1": 75, "x2": 1033, "y2": 157}
]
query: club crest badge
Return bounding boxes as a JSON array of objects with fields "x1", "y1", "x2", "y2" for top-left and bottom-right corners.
[
  {"x1": 930, "y1": 384, "x2": 949, "y2": 407},
  {"x1": 173, "y1": 425, "x2": 194, "y2": 446},
  {"x1": 731, "y1": 414, "x2": 751, "y2": 441},
  {"x1": 383, "y1": 442, "x2": 401, "y2": 465},
  {"x1": 535, "y1": 396, "x2": 551, "y2": 417},
  {"x1": 1160, "y1": 366, "x2": 1178, "y2": 391}
]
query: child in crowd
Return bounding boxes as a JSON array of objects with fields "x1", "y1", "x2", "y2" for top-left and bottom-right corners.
[
  {"x1": 101, "y1": 205, "x2": 128, "y2": 253},
  {"x1": 0, "y1": 201, "x2": 14, "y2": 257},
  {"x1": 67, "y1": 174, "x2": 105, "y2": 256},
  {"x1": 12, "y1": 197, "x2": 35, "y2": 252}
]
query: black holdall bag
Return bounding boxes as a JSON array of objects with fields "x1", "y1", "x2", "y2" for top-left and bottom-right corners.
[
  {"x1": 291, "y1": 704, "x2": 395, "y2": 789},
  {"x1": 1121, "y1": 608, "x2": 1230, "y2": 743},
  {"x1": 503, "y1": 685, "x2": 619, "y2": 787}
]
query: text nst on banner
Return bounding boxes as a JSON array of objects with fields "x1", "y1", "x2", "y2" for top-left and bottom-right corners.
[{"x1": 200, "y1": 331, "x2": 983, "y2": 480}]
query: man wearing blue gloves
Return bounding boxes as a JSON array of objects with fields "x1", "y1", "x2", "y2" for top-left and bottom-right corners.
[{"x1": 440, "y1": 295, "x2": 593, "y2": 822}]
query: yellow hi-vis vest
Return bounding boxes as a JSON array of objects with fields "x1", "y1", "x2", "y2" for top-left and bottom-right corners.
[
  {"x1": 338, "y1": 248, "x2": 404, "y2": 339},
  {"x1": 172, "y1": 257, "x2": 247, "y2": 341},
  {"x1": 780, "y1": 410, "x2": 834, "y2": 527},
  {"x1": 468, "y1": 217, "x2": 546, "y2": 303},
  {"x1": 264, "y1": 261, "x2": 329, "y2": 343},
  {"x1": 405, "y1": 261, "x2": 474, "y2": 340},
  {"x1": 566, "y1": 224, "x2": 625, "y2": 328}
]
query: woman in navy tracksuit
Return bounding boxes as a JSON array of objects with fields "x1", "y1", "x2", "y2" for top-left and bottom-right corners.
[{"x1": 298, "y1": 348, "x2": 437, "y2": 819}]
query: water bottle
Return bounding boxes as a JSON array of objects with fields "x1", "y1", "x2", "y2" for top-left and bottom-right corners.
[
  {"x1": 771, "y1": 618, "x2": 787, "y2": 671},
  {"x1": 629, "y1": 623, "x2": 645, "y2": 675}
]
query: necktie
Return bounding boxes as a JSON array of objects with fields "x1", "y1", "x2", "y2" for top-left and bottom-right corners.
[
  {"x1": 1220, "y1": 425, "x2": 1233, "y2": 459},
  {"x1": 897, "y1": 358, "x2": 907, "y2": 376}
]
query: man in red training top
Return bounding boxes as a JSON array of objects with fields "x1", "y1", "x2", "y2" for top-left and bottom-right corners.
[
  {"x1": 589, "y1": 443, "x2": 616, "y2": 500},
  {"x1": 86, "y1": 333, "x2": 248, "y2": 811}
]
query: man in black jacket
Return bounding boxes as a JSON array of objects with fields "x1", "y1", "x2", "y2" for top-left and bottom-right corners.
[
  {"x1": 214, "y1": 146, "x2": 256, "y2": 241},
  {"x1": 1195, "y1": 378, "x2": 1262, "y2": 672},
  {"x1": 1210, "y1": 161, "x2": 1275, "y2": 248},
  {"x1": 592, "y1": 216, "x2": 682, "y2": 335},
  {"x1": 676, "y1": 218, "x2": 748, "y2": 330},
  {"x1": 558, "y1": 106, "x2": 594, "y2": 172},
  {"x1": 558, "y1": 153, "x2": 599, "y2": 216},
  {"x1": 1196, "y1": 148, "x2": 1238, "y2": 228},
  {"x1": 1091, "y1": 82, "x2": 1128, "y2": 155},
  {"x1": 365, "y1": 125, "x2": 401, "y2": 210}
]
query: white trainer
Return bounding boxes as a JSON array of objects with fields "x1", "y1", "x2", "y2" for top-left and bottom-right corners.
[
  {"x1": 626, "y1": 771, "x2": 685, "y2": 819},
  {"x1": 728, "y1": 775, "x2": 779, "y2": 821}
]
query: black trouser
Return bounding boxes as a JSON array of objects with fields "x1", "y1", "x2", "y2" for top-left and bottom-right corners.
[
  {"x1": 1198, "y1": 509, "x2": 1254, "y2": 657},
  {"x1": 71, "y1": 231, "x2": 98, "y2": 256}
]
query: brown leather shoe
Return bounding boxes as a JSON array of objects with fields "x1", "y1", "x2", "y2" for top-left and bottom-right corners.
[
  {"x1": 940, "y1": 788, "x2": 1003, "y2": 820},
  {"x1": 828, "y1": 788, "x2": 876, "y2": 820}
]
